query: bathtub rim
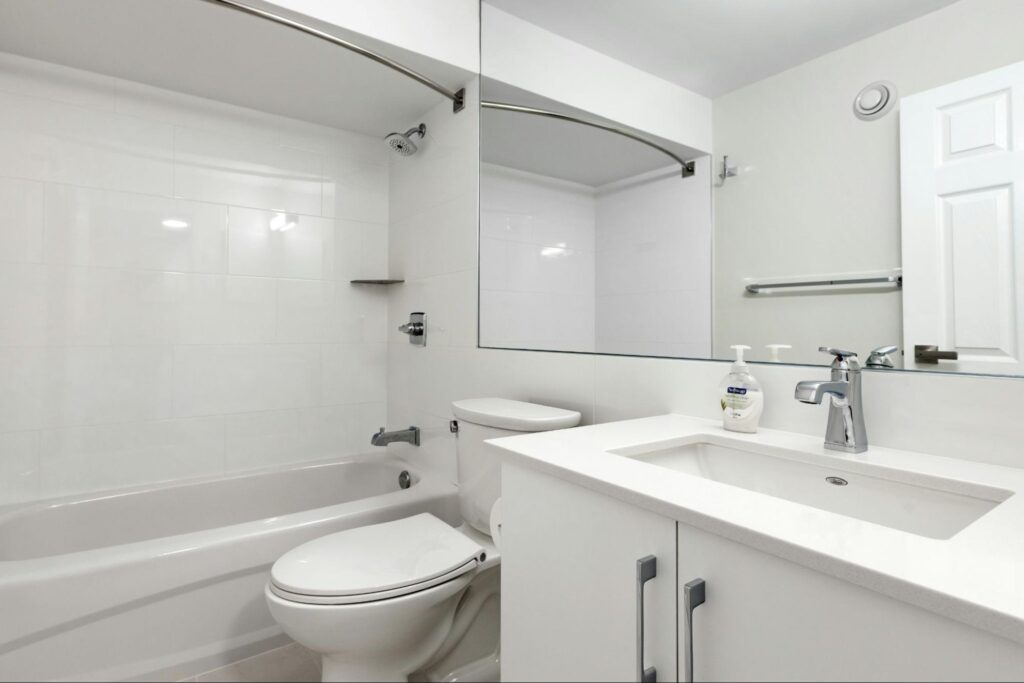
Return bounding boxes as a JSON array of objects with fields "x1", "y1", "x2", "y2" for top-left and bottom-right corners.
[{"x1": 0, "y1": 452, "x2": 448, "y2": 571}]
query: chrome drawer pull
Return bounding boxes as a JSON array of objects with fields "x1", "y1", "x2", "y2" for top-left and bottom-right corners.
[
  {"x1": 683, "y1": 578, "x2": 706, "y2": 683},
  {"x1": 636, "y1": 555, "x2": 657, "y2": 683}
]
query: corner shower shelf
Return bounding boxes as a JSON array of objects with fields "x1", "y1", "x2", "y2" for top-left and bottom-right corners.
[{"x1": 350, "y1": 279, "x2": 405, "y2": 285}]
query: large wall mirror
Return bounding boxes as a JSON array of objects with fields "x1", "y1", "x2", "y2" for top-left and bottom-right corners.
[{"x1": 479, "y1": 0, "x2": 1024, "y2": 376}]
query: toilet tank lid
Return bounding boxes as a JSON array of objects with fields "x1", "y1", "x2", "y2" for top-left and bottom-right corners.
[{"x1": 452, "y1": 398, "x2": 581, "y2": 432}]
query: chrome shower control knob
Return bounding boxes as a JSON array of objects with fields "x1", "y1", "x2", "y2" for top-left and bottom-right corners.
[{"x1": 398, "y1": 312, "x2": 427, "y2": 346}]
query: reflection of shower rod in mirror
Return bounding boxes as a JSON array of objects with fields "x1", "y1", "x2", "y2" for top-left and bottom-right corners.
[
  {"x1": 481, "y1": 101, "x2": 698, "y2": 178},
  {"x1": 199, "y1": 0, "x2": 467, "y2": 112}
]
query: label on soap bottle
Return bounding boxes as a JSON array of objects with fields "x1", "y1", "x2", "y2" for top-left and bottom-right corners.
[{"x1": 722, "y1": 386, "x2": 752, "y2": 416}]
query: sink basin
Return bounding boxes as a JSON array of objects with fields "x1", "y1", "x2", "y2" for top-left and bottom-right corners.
[{"x1": 612, "y1": 439, "x2": 1011, "y2": 540}]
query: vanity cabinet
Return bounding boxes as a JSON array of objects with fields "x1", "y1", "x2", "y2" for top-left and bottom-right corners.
[
  {"x1": 677, "y1": 523, "x2": 1024, "y2": 681},
  {"x1": 501, "y1": 463, "x2": 678, "y2": 682},
  {"x1": 501, "y1": 463, "x2": 1024, "y2": 682}
]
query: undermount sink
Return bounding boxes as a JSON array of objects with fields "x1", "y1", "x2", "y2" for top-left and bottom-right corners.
[{"x1": 611, "y1": 438, "x2": 1012, "y2": 540}]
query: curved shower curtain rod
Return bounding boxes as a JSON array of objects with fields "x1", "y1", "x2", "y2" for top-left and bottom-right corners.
[
  {"x1": 200, "y1": 0, "x2": 465, "y2": 112},
  {"x1": 481, "y1": 101, "x2": 696, "y2": 178}
]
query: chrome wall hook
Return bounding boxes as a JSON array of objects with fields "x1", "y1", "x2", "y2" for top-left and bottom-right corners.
[{"x1": 719, "y1": 154, "x2": 738, "y2": 182}]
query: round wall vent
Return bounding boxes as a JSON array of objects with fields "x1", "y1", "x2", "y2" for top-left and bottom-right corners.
[{"x1": 853, "y1": 81, "x2": 896, "y2": 121}]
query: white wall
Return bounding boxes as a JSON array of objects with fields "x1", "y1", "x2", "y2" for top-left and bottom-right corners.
[
  {"x1": 481, "y1": 4, "x2": 711, "y2": 154},
  {"x1": 713, "y1": 0, "x2": 1024, "y2": 365},
  {"x1": 480, "y1": 164, "x2": 596, "y2": 352},
  {"x1": 0, "y1": 51, "x2": 389, "y2": 504},
  {"x1": 595, "y1": 159, "x2": 712, "y2": 358}
]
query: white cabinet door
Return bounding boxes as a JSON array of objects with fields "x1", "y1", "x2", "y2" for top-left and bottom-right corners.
[
  {"x1": 501, "y1": 463, "x2": 677, "y2": 682},
  {"x1": 677, "y1": 522, "x2": 1024, "y2": 681},
  {"x1": 900, "y1": 60, "x2": 1024, "y2": 373}
]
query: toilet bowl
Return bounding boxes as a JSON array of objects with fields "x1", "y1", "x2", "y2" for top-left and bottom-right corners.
[{"x1": 266, "y1": 398, "x2": 581, "y2": 682}]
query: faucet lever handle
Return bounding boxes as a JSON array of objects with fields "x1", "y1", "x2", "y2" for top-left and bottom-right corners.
[{"x1": 818, "y1": 346, "x2": 857, "y2": 359}]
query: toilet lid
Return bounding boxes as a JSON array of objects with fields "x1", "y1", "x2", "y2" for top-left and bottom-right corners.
[
  {"x1": 270, "y1": 514, "x2": 484, "y2": 604},
  {"x1": 452, "y1": 398, "x2": 581, "y2": 431}
]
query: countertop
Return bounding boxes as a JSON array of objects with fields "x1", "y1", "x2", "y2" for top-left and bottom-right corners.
[{"x1": 488, "y1": 414, "x2": 1024, "y2": 646}]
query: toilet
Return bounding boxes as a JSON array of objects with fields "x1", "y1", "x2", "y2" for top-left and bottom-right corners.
[{"x1": 265, "y1": 398, "x2": 581, "y2": 682}]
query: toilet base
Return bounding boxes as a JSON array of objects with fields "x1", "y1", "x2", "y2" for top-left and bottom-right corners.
[{"x1": 322, "y1": 657, "x2": 411, "y2": 683}]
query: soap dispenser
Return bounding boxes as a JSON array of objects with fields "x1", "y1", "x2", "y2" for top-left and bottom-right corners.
[{"x1": 719, "y1": 345, "x2": 763, "y2": 433}]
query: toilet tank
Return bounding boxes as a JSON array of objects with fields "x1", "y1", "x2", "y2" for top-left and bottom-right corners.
[{"x1": 451, "y1": 398, "x2": 581, "y2": 535}]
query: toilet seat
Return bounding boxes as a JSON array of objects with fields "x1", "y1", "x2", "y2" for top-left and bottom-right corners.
[{"x1": 269, "y1": 513, "x2": 484, "y2": 606}]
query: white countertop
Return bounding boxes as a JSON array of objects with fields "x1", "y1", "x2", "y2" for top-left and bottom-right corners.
[{"x1": 488, "y1": 414, "x2": 1024, "y2": 646}]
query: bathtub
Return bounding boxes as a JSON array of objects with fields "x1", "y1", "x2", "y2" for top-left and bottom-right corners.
[{"x1": 0, "y1": 454, "x2": 458, "y2": 682}]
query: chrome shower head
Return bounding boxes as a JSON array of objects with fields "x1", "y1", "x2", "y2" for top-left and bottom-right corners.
[{"x1": 385, "y1": 123, "x2": 426, "y2": 156}]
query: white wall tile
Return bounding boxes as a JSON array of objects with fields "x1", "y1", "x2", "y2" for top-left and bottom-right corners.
[
  {"x1": 276, "y1": 279, "x2": 340, "y2": 343},
  {"x1": 0, "y1": 177, "x2": 45, "y2": 264},
  {"x1": 45, "y1": 185, "x2": 227, "y2": 273},
  {"x1": 108, "y1": 272, "x2": 278, "y2": 346},
  {"x1": 0, "y1": 348, "x2": 45, "y2": 432},
  {"x1": 41, "y1": 346, "x2": 176, "y2": 428},
  {"x1": 115, "y1": 79, "x2": 281, "y2": 143},
  {"x1": 322, "y1": 344, "x2": 387, "y2": 405},
  {"x1": 0, "y1": 264, "x2": 129, "y2": 347},
  {"x1": 228, "y1": 206, "x2": 334, "y2": 280},
  {"x1": 0, "y1": 91, "x2": 174, "y2": 195},
  {"x1": 0, "y1": 51, "x2": 118, "y2": 110},
  {"x1": 328, "y1": 156, "x2": 388, "y2": 223},
  {"x1": 0, "y1": 431, "x2": 41, "y2": 505},
  {"x1": 223, "y1": 409, "x2": 301, "y2": 472},
  {"x1": 39, "y1": 417, "x2": 224, "y2": 497},
  {"x1": 0, "y1": 263, "x2": 48, "y2": 346},
  {"x1": 296, "y1": 405, "x2": 358, "y2": 461},
  {"x1": 334, "y1": 218, "x2": 389, "y2": 281},
  {"x1": 174, "y1": 126, "x2": 323, "y2": 215},
  {"x1": 173, "y1": 344, "x2": 322, "y2": 418}
]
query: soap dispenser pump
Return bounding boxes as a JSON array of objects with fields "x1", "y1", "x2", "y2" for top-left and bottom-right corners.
[{"x1": 719, "y1": 345, "x2": 764, "y2": 433}]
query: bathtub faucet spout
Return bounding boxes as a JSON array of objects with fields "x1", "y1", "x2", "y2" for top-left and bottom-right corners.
[{"x1": 371, "y1": 426, "x2": 420, "y2": 447}]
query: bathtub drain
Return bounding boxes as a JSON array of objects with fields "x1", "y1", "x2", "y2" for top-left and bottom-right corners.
[{"x1": 398, "y1": 470, "x2": 412, "y2": 489}]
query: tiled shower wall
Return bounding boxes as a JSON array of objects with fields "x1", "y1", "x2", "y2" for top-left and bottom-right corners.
[{"x1": 0, "y1": 52, "x2": 389, "y2": 504}]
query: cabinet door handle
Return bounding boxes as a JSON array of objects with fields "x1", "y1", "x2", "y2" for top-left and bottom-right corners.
[
  {"x1": 636, "y1": 555, "x2": 657, "y2": 683},
  {"x1": 683, "y1": 578, "x2": 706, "y2": 683}
]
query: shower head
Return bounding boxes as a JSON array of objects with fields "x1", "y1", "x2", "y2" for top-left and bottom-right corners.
[{"x1": 385, "y1": 123, "x2": 426, "y2": 156}]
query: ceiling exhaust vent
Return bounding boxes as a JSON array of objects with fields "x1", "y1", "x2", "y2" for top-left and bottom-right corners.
[{"x1": 853, "y1": 81, "x2": 897, "y2": 121}]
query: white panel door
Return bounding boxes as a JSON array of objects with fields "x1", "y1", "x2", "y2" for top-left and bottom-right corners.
[{"x1": 900, "y1": 61, "x2": 1024, "y2": 373}]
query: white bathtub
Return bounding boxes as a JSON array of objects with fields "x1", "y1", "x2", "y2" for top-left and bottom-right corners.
[{"x1": 0, "y1": 454, "x2": 459, "y2": 682}]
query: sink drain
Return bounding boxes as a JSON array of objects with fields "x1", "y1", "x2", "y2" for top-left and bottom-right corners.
[
  {"x1": 825, "y1": 476, "x2": 849, "y2": 486},
  {"x1": 398, "y1": 470, "x2": 412, "y2": 489}
]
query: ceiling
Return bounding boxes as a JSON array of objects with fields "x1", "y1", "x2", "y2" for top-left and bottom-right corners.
[
  {"x1": 486, "y1": 0, "x2": 960, "y2": 98},
  {"x1": 0, "y1": 0, "x2": 472, "y2": 137}
]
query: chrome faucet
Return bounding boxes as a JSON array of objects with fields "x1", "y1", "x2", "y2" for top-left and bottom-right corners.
[
  {"x1": 794, "y1": 347, "x2": 868, "y2": 453},
  {"x1": 371, "y1": 426, "x2": 420, "y2": 447}
]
